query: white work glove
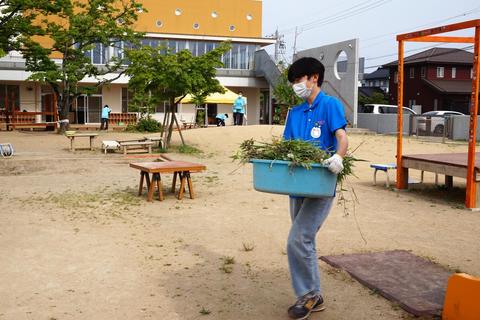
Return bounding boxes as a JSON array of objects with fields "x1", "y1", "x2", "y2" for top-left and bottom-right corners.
[{"x1": 323, "y1": 154, "x2": 344, "y2": 175}]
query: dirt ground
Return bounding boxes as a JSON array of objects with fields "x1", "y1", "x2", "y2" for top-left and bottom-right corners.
[{"x1": 1, "y1": 126, "x2": 479, "y2": 320}]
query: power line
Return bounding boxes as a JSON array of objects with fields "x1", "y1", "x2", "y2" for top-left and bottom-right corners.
[{"x1": 280, "y1": 0, "x2": 391, "y2": 35}]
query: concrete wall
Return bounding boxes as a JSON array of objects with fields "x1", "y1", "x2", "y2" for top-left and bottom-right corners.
[
  {"x1": 295, "y1": 39, "x2": 359, "y2": 126},
  {"x1": 102, "y1": 85, "x2": 122, "y2": 112},
  {"x1": 357, "y1": 113, "x2": 410, "y2": 134},
  {"x1": 19, "y1": 82, "x2": 38, "y2": 111},
  {"x1": 450, "y1": 115, "x2": 480, "y2": 141}
]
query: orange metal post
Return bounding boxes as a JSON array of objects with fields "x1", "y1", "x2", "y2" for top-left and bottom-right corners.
[
  {"x1": 397, "y1": 19, "x2": 480, "y2": 41},
  {"x1": 407, "y1": 36, "x2": 475, "y2": 43},
  {"x1": 465, "y1": 27, "x2": 480, "y2": 209},
  {"x1": 396, "y1": 40, "x2": 407, "y2": 189}
]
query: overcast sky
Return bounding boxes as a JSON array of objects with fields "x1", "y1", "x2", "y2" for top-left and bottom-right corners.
[{"x1": 262, "y1": 0, "x2": 480, "y2": 72}]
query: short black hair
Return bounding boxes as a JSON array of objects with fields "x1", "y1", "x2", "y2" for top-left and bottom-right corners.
[
  {"x1": 288, "y1": 57, "x2": 325, "y2": 87},
  {"x1": 224, "y1": 113, "x2": 229, "y2": 118}
]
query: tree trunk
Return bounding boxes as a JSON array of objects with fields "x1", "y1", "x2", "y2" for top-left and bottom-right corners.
[{"x1": 172, "y1": 111, "x2": 185, "y2": 146}]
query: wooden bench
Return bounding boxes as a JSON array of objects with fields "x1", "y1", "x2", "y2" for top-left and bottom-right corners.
[
  {"x1": 7, "y1": 122, "x2": 56, "y2": 131},
  {"x1": 65, "y1": 132, "x2": 98, "y2": 152},
  {"x1": 182, "y1": 122, "x2": 197, "y2": 130},
  {"x1": 119, "y1": 140, "x2": 154, "y2": 155}
]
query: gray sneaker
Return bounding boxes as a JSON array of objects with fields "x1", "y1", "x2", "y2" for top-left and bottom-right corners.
[
  {"x1": 311, "y1": 295, "x2": 326, "y2": 312},
  {"x1": 287, "y1": 294, "x2": 320, "y2": 320}
]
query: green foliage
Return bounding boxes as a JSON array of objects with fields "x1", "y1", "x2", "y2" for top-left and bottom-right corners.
[
  {"x1": 195, "y1": 109, "x2": 206, "y2": 126},
  {"x1": 177, "y1": 144, "x2": 202, "y2": 155},
  {"x1": 233, "y1": 138, "x2": 359, "y2": 184},
  {"x1": 125, "y1": 42, "x2": 230, "y2": 146},
  {"x1": 136, "y1": 117, "x2": 162, "y2": 132},
  {"x1": 17, "y1": 0, "x2": 144, "y2": 127},
  {"x1": 126, "y1": 116, "x2": 161, "y2": 132},
  {"x1": 0, "y1": 0, "x2": 58, "y2": 54},
  {"x1": 273, "y1": 68, "x2": 303, "y2": 107},
  {"x1": 358, "y1": 92, "x2": 388, "y2": 106}
]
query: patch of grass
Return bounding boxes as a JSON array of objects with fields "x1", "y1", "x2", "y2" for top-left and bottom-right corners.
[
  {"x1": 178, "y1": 144, "x2": 203, "y2": 154},
  {"x1": 242, "y1": 242, "x2": 255, "y2": 252},
  {"x1": 199, "y1": 307, "x2": 211, "y2": 315},
  {"x1": 222, "y1": 256, "x2": 235, "y2": 265},
  {"x1": 220, "y1": 256, "x2": 235, "y2": 274},
  {"x1": 29, "y1": 187, "x2": 142, "y2": 222}
]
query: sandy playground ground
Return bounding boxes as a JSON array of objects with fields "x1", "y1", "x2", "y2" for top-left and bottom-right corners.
[{"x1": 0, "y1": 125, "x2": 479, "y2": 320}]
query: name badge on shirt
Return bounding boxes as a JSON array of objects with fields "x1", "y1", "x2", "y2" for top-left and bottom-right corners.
[{"x1": 311, "y1": 126, "x2": 321, "y2": 139}]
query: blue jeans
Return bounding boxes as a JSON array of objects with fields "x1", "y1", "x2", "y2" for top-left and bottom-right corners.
[{"x1": 287, "y1": 196, "x2": 334, "y2": 298}]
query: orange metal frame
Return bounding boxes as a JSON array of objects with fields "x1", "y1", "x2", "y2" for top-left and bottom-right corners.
[{"x1": 396, "y1": 19, "x2": 480, "y2": 208}]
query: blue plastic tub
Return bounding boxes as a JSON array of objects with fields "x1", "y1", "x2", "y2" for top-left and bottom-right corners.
[{"x1": 251, "y1": 159, "x2": 337, "y2": 197}]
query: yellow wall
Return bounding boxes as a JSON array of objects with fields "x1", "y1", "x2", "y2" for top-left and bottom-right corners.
[{"x1": 136, "y1": 0, "x2": 262, "y2": 38}]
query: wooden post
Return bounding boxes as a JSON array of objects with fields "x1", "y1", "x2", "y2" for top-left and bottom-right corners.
[
  {"x1": 466, "y1": 26, "x2": 480, "y2": 209},
  {"x1": 396, "y1": 40, "x2": 407, "y2": 189}
]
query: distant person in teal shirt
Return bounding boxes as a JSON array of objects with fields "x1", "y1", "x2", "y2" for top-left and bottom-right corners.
[
  {"x1": 232, "y1": 92, "x2": 246, "y2": 125},
  {"x1": 215, "y1": 113, "x2": 228, "y2": 126},
  {"x1": 100, "y1": 105, "x2": 111, "y2": 130}
]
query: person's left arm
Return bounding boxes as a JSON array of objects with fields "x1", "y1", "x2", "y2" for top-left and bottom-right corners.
[{"x1": 335, "y1": 128, "x2": 348, "y2": 157}]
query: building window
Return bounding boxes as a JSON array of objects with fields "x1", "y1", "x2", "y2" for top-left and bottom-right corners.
[
  {"x1": 0, "y1": 84, "x2": 20, "y2": 110},
  {"x1": 193, "y1": 23, "x2": 200, "y2": 30},
  {"x1": 471, "y1": 68, "x2": 474, "y2": 79},
  {"x1": 409, "y1": 67, "x2": 415, "y2": 79},
  {"x1": 211, "y1": 11, "x2": 218, "y2": 18},
  {"x1": 175, "y1": 8, "x2": 182, "y2": 16},
  {"x1": 452, "y1": 67, "x2": 456, "y2": 79},
  {"x1": 121, "y1": 88, "x2": 133, "y2": 113},
  {"x1": 437, "y1": 67, "x2": 445, "y2": 78},
  {"x1": 246, "y1": 14, "x2": 253, "y2": 21},
  {"x1": 421, "y1": 66, "x2": 426, "y2": 78},
  {"x1": 394, "y1": 71, "x2": 398, "y2": 84},
  {"x1": 229, "y1": 25, "x2": 236, "y2": 32},
  {"x1": 156, "y1": 20, "x2": 163, "y2": 28},
  {"x1": 155, "y1": 100, "x2": 177, "y2": 113}
]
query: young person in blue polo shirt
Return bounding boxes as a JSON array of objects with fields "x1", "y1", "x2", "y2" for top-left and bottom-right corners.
[
  {"x1": 232, "y1": 92, "x2": 246, "y2": 125},
  {"x1": 100, "y1": 104, "x2": 111, "y2": 130},
  {"x1": 283, "y1": 57, "x2": 348, "y2": 320}
]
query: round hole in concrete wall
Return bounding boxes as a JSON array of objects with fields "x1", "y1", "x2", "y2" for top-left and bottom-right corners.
[{"x1": 334, "y1": 50, "x2": 348, "y2": 80}]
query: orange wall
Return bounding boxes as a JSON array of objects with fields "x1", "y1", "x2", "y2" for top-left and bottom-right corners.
[
  {"x1": 31, "y1": 0, "x2": 263, "y2": 58},
  {"x1": 135, "y1": 0, "x2": 262, "y2": 38}
]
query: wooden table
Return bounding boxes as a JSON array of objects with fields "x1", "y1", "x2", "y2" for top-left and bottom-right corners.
[
  {"x1": 401, "y1": 153, "x2": 480, "y2": 206},
  {"x1": 65, "y1": 133, "x2": 98, "y2": 151},
  {"x1": 130, "y1": 161, "x2": 206, "y2": 201}
]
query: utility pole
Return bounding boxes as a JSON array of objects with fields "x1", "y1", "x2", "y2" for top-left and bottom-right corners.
[
  {"x1": 292, "y1": 27, "x2": 299, "y2": 57},
  {"x1": 274, "y1": 28, "x2": 279, "y2": 63}
]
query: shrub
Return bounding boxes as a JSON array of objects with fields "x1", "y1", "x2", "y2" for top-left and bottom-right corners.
[{"x1": 133, "y1": 117, "x2": 162, "y2": 132}]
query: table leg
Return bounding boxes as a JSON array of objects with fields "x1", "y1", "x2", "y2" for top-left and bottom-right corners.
[
  {"x1": 172, "y1": 171, "x2": 177, "y2": 192},
  {"x1": 90, "y1": 136, "x2": 94, "y2": 150},
  {"x1": 138, "y1": 171, "x2": 146, "y2": 196},
  {"x1": 178, "y1": 172, "x2": 187, "y2": 200},
  {"x1": 147, "y1": 173, "x2": 155, "y2": 202},
  {"x1": 445, "y1": 175, "x2": 453, "y2": 189},
  {"x1": 148, "y1": 145, "x2": 152, "y2": 154},
  {"x1": 70, "y1": 137, "x2": 75, "y2": 152},
  {"x1": 186, "y1": 171, "x2": 195, "y2": 199},
  {"x1": 155, "y1": 173, "x2": 164, "y2": 201}
]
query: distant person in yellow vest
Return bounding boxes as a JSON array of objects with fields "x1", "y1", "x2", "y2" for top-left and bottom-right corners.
[{"x1": 232, "y1": 92, "x2": 246, "y2": 125}]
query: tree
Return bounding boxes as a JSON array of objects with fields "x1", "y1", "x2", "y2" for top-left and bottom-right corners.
[
  {"x1": 358, "y1": 91, "x2": 388, "y2": 106},
  {"x1": 125, "y1": 42, "x2": 230, "y2": 148},
  {"x1": 18, "y1": 0, "x2": 144, "y2": 131},
  {"x1": 0, "y1": 0, "x2": 65, "y2": 56},
  {"x1": 272, "y1": 67, "x2": 301, "y2": 124}
]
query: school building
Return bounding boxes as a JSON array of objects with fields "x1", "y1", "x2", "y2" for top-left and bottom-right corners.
[{"x1": 0, "y1": 0, "x2": 276, "y2": 129}]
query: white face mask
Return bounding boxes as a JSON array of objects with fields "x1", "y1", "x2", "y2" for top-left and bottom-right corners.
[{"x1": 292, "y1": 80, "x2": 313, "y2": 99}]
